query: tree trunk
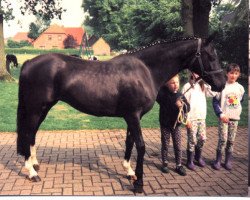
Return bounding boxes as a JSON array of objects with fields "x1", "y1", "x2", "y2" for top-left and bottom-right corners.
[
  {"x1": 0, "y1": 14, "x2": 13, "y2": 81},
  {"x1": 0, "y1": 14, "x2": 6, "y2": 75},
  {"x1": 181, "y1": 0, "x2": 194, "y2": 36},
  {"x1": 192, "y1": 0, "x2": 212, "y2": 38}
]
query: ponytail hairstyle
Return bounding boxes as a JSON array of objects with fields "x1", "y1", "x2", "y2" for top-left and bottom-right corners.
[{"x1": 189, "y1": 73, "x2": 205, "y2": 91}]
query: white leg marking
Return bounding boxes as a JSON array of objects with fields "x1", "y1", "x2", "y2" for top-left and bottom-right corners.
[
  {"x1": 25, "y1": 157, "x2": 38, "y2": 178},
  {"x1": 30, "y1": 145, "x2": 38, "y2": 165},
  {"x1": 123, "y1": 160, "x2": 135, "y2": 176}
]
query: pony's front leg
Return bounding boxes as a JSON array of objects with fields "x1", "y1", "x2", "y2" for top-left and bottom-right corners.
[
  {"x1": 30, "y1": 145, "x2": 40, "y2": 171},
  {"x1": 25, "y1": 145, "x2": 41, "y2": 182},
  {"x1": 125, "y1": 116, "x2": 145, "y2": 193},
  {"x1": 133, "y1": 133, "x2": 145, "y2": 193},
  {"x1": 123, "y1": 160, "x2": 136, "y2": 178},
  {"x1": 123, "y1": 129, "x2": 136, "y2": 179}
]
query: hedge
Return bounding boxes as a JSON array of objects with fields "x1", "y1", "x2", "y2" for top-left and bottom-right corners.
[{"x1": 5, "y1": 48, "x2": 93, "y2": 56}]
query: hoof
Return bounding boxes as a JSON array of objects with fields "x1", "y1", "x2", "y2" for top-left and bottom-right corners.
[
  {"x1": 133, "y1": 180, "x2": 143, "y2": 193},
  {"x1": 126, "y1": 175, "x2": 137, "y2": 181},
  {"x1": 33, "y1": 164, "x2": 40, "y2": 172},
  {"x1": 27, "y1": 175, "x2": 41, "y2": 182}
]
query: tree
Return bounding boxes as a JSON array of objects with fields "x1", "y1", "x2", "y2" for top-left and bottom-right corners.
[
  {"x1": 0, "y1": 0, "x2": 65, "y2": 80},
  {"x1": 28, "y1": 22, "x2": 41, "y2": 40},
  {"x1": 83, "y1": 0, "x2": 182, "y2": 50},
  {"x1": 181, "y1": 0, "x2": 248, "y2": 76},
  {"x1": 28, "y1": 15, "x2": 51, "y2": 40},
  {"x1": 210, "y1": 0, "x2": 248, "y2": 75},
  {"x1": 181, "y1": 0, "x2": 222, "y2": 37},
  {"x1": 63, "y1": 35, "x2": 78, "y2": 49}
]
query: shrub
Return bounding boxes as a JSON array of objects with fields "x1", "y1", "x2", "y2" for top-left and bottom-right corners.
[
  {"x1": 5, "y1": 48, "x2": 93, "y2": 56},
  {"x1": 7, "y1": 40, "x2": 32, "y2": 48}
]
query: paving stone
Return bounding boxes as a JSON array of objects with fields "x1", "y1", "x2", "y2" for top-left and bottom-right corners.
[{"x1": 0, "y1": 128, "x2": 247, "y2": 196}]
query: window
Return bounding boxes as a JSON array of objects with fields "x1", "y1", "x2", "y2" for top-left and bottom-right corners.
[
  {"x1": 48, "y1": 35, "x2": 52, "y2": 40},
  {"x1": 58, "y1": 35, "x2": 62, "y2": 41}
]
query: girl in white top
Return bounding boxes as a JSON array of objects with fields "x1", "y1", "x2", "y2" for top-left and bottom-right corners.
[{"x1": 182, "y1": 73, "x2": 215, "y2": 171}]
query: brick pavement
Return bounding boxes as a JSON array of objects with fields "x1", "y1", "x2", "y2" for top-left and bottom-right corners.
[{"x1": 0, "y1": 127, "x2": 247, "y2": 196}]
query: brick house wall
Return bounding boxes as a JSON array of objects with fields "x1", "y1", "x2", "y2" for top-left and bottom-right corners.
[
  {"x1": 92, "y1": 38, "x2": 111, "y2": 56},
  {"x1": 33, "y1": 24, "x2": 84, "y2": 49},
  {"x1": 33, "y1": 33, "x2": 67, "y2": 49}
]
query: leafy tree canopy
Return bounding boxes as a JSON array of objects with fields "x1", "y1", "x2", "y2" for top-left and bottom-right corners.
[
  {"x1": 83, "y1": 0, "x2": 182, "y2": 50},
  {"x1": 209, "y1": 0, "x2": 248, "y2": 75},
  {"x1": 1, "y1": 0, "x2": 65, "y2": 21},
  {"x1": 28, "y1": 15, "x2": 51, "y2": 40},
  {"x1": 63, "y1": 35, "x2": 78, "y2": 49}
]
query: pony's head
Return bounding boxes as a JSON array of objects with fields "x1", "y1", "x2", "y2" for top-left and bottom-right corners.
[{"x1": 188, "y1": 36, "x2": 226, "y2": 92}]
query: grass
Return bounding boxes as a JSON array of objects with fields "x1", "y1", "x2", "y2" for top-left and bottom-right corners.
[
  {"x1": 0, "y1": 80, "x2": 160, "y2": 132},
  {"x1": 1, "y1": 55, "x2": 248, "y2": 132}
]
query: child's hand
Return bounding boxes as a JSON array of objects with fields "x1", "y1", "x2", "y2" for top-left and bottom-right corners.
[
  {"x1": 186, "y1": 121, "x2": 192, "y2": 129},
  {"x1": 220, "y1": 115, "x2": 229, "y2": 123},
  {"x1": 175, "y1": 99, "x2": 183, "y2": 108}
]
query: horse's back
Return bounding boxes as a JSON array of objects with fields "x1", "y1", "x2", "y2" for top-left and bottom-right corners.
[
  {"x1": 19, "y1": 53, "x2": 157, "y2": 117},
  {"x1": 60, "y1": 55, "x2": 156, "y2": 116}
]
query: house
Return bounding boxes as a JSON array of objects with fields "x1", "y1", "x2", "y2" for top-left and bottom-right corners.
[
  {"x1": 33, "y1": 24, "x2": 84, "y2": 49},
  {"x1": 87, "y1": 35, "x2": 111, "y2": 56},
  {"x1": 12, "y1": 32, "x2": 33, "y2": 43}
]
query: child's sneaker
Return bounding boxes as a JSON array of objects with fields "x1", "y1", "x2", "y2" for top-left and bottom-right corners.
[
  {"x1": 175, "y1": 165, "x2": 186, "y2": 176},
  {"x1": 161, "y1": 163, "x2": 169, "y2": 173}
]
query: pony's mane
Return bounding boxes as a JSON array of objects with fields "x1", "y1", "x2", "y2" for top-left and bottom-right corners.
[{"x1": 125, "y1": 36, "x2": 199, "y2": 55}]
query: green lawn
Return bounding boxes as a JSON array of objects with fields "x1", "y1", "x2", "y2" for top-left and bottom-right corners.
[
  {"x1": 1, "y1": 58, "x2": 248, "y2": 132},
  {"x1": 0, "y1": 80, "x2": 160, "y2": 132},
  {"x1": 0, "y1": 79, "x2": 247, "y2": 132}
]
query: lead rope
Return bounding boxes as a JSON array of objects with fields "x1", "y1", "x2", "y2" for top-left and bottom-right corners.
[{"x1": 173, "y1": 98, "x2": 189, "y2": 129}]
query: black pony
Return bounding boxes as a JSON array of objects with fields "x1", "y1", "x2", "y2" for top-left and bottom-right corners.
[
  {"x1": 6, "y1": 54, "x2": 18, "y2": 73},
  {"x1": 16, "y1": 37, "x2": 226, "y2": 193}
]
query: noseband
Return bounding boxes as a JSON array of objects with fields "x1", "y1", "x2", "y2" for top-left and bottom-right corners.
[{"x1": 189, "y1": 38, "x2": 223, "y2": 77}]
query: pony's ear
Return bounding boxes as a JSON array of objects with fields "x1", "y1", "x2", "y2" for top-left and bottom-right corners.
[{"x1": 205, "y1": 32, "x2": 218, "y2": 45}]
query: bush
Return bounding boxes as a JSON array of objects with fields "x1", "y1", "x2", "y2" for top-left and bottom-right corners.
[
  {"x1": 63, "y1": 35, "x2": 78, "y2": 49},
  {"x1": 5, "y1": 48, "x2": 93, "y2": 56},
  {"x1": 7, "y1": 40, "x2": 32, "y2": 48}
]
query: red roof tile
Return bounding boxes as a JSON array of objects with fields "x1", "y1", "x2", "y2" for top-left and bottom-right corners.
[
  {"x1": 31, "y1": 24, "x2": 85, "y2": 48},
  {"x1": 43, "y1": 24, "x2": 66, "y2": 34},
  {"x1": 12, "y1": 32, "x2": 33, "y2": 43},
  {"x1": 65, "y1": 27, "x2": 85, "y2": 45}
]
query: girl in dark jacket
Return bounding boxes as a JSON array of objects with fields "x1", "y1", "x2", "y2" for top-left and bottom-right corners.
[{"x1": 157, "y1": 74, "x2": 190, "y2": 176}]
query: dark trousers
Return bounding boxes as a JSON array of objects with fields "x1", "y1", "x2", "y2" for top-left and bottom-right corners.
[{"x1": 160, "y1": 125, "x2": 182, "y2": 166}]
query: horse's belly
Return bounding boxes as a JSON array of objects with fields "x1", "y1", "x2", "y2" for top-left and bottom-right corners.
[{"x1": 62, "y1": 95, "x2": 119, "y2": 117}]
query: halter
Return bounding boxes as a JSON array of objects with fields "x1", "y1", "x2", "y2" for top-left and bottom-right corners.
[{"x1": 189, "y1": 38, "x2": 223, "y2": 77}]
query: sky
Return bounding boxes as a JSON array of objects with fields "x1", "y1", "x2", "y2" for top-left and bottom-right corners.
[{"x1": 3, "y1": 0, "x2": 85, "y2": 38}]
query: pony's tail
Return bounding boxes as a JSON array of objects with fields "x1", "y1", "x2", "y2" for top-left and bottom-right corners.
[{"x1": 16, "y1": 62, "x2": 31, "y2": 159}]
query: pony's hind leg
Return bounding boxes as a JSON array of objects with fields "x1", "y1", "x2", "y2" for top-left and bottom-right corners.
[
  {"x1": 123, "y1": 128, "x2": 136, "y2": 179},
  {"x1": 27, "y1": 104, "x2": 55, "y2": 181},
  {"x1": 20, "y1": 112, "x2": 42, "y2": 181},
  {"x1": 17, "y1": 101, "x2": 55, "y2": 182}
]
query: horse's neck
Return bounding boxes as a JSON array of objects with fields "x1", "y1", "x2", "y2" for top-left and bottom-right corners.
[{"x1": 132, "y1": 40, "x2": 196, "y2": 91}]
